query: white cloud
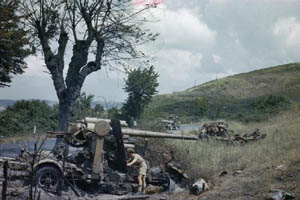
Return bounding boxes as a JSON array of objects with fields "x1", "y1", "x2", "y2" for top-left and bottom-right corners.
[
  {"x1": 145, "y1": 6, "x2": 216, "y2": 51},
  {"x1": 4, "y1": 0, "x2": 300, "y2": 102},
  {"x1": 209, "y1": 0, "x2": 229, "y2": 4},
  {"x1": 273, "y1": 17, "x2": 300, "y2": 48},
  {"x1": 234, "y1": 39, "x2": 240, "y2": 45},
  {"x1": 154, "y1": 48, "x2": 203, "y2": 92},
  {"x1": 158, "y1": 49, "x2": 202, "y2": 80},
  {"x1": 212, "y1": 54, "x2": 222, "y2": 64},
  {"x1": 24, "y1": 55, "x2": 48, "y2": 77}
]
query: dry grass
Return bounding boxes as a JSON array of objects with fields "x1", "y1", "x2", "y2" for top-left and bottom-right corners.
[{"x1": 165, "y1": 103, "x2": 300, "y2": 186}]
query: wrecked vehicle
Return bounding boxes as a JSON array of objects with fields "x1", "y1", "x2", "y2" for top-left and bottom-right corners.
[
  {"x1": 161, "y1": 120, "x2": 180, "y2": 131},
  {"x1": 199, "y1": 121, "x2": 266, "y2": 145},
  {"x1": 0, "y1": 118, "x2": 198, "y2": 196},
  {"x1": 161, "y1": 116, "x2": 181, "y2": 131}
]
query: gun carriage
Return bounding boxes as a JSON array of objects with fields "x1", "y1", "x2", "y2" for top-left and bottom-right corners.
[{"x1": 0, "y1": 118, "x2": 198, "y2": 195}]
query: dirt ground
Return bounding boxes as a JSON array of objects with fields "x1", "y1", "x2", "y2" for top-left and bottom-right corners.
[
  {"x1": 1, "y1": 160, "x2": 299, "y2": 200},
  {"x1": 170, "y1": 159, "x2": 300, "y2": 200}
]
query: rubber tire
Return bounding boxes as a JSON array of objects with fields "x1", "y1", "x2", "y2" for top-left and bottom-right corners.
[{"x1": 35, "y1": 165, "x2": 62, "y2": 193}]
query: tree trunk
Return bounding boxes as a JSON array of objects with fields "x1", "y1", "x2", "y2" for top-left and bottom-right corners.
[
  {"x1": 58, "y1": 97, "x2": 73, "y2": 132},
  {"x1": 54, "y1": 87, "x2": 81, "y2": 153}
]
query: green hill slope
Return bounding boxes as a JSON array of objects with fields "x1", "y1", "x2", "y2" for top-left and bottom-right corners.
[{"x1": 146, "y1": 63, "x2": 300, "y2": 122}]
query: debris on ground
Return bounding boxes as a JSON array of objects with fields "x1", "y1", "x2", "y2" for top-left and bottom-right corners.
[
  {"x1": 145, "y1": 185, "x2": 164, "y2": 194},
  {"x1": 269, "y1": 189, "x2": 295, "y2": 200},
  {"x1": 219, "y1": 171, "x2": 228, "y2": 177},
  {"x1": 232, "y1": 170, "x2": 243, "y2": 176},
  {"x1": 199, "y1": 122, "x2": 266, "y2": 144},
  {"x1": 190, "y1": 178, "x2": 209, "y2": 195},
  {"x1": 161, "y1": 151, "x2": 190, "y2": 185},
  {"x1": 275, "y1": 165, "x2": 286, "y2": 171}
]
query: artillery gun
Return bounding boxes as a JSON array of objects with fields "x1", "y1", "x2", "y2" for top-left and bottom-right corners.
[{"x1": 1, "y1": 118, "x2": 198, "y2": 195}]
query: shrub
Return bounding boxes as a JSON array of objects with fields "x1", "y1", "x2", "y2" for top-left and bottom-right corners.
[
  {"x1": 0, "y1": 100, "x2": 58, "y2": 136},
  {"x1": 252, "y1": 94, "x2": 290, "y2": 111}
]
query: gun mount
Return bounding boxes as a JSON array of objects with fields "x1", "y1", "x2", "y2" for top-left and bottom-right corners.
[{"x1": 1, "y1": 118, "x2": 198, "y2": 196}]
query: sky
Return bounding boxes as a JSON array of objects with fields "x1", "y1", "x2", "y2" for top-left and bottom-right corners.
[{"x1": 1, "y1": 0, "x2": 300, "y2": 102}]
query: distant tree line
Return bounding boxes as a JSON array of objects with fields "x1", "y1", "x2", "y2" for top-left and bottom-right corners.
[
  {"x1": 0, "y1": 100, "x2": 57, "y2": 136},
  {"x1": 0, "y1": 95, "x2": 105, "y2": 136}
]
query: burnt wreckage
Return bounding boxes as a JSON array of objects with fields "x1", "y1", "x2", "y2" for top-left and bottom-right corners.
[{"x1": 1, "y1": 118, "x2": 198, "y2": 196}]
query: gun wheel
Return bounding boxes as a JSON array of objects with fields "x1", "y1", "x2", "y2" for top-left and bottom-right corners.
[{"x1": 35, "y1": 166, "x2": 61, "y2": 193}]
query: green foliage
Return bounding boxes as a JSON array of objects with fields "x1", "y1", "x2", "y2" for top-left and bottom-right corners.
[
  {"x1": 0, "y1": 0, "x2": 32, "y2": 87},
  {"x1": 140, "y1": 106, "x2": 164, "y2": 120},
  {"x1": 251, "y1": 94, "x2": 290, "y2": 110},
  {"x1": 73, "y1": 92, "x2": 105, "y2": 120},
  {"x1": 73, "y1": 92, "x2": 94, "y2": 120},
  {"x1": 107, "y1": 107, "x2": 121, "y2": 119},
  {"x1": 147, "y1": 94, "x2": 291, "y2": 123},
  {"x1": 0, "y1": 100, "x2": 58, "y2": 136},
  {"x1": 193, "y1": 97, "x2": 210, "y2": 117},
  {"x1": 122, "y1": 66, "x2": 159, "y2": 120},
  {"x1": 94, "y1": 104, "x2": 104, "y2": 113}
]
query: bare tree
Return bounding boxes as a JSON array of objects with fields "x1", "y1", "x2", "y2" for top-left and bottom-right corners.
[{"x1": 19, "y1": 0, "x2": 157, "y2": 132}]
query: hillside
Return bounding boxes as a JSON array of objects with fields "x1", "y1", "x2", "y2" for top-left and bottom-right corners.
[
  {"x1": 184, "y1": 62, "x2": 300, "y2": 100},
  {"x1": 147, "y1": 63, "x2": 300, "y2": 122}
]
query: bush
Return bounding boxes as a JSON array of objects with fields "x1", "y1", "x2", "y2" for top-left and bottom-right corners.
[
  {"x1": 0, "y1": 100, "x2": 58, "y2": 136},
  {"x1": 251, "y1": 94, "x2": 290, "y2": 110}
]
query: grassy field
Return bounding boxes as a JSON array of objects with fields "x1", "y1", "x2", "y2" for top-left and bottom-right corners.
[
  {"x1": 159, "y1": 103, "x2": 300, "y2": 199},
  {"x1": 145, "y1": 62, "x2": 300, "y2": 122}
]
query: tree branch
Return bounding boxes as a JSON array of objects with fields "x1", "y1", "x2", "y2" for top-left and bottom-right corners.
[
  {"x1": 57, "y1": 26, "x2": 68, "y2": 62},
  {"x1": 76, "y1": 1, "x2": 94, "y2": 43},
  {"x1": 79, "y1": 39, "x2": 104, "y2": 77}
]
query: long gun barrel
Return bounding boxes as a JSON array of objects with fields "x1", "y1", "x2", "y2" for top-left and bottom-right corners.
[{"x1": 122, "y1": 128, "x2": 198, "y2": 140}]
